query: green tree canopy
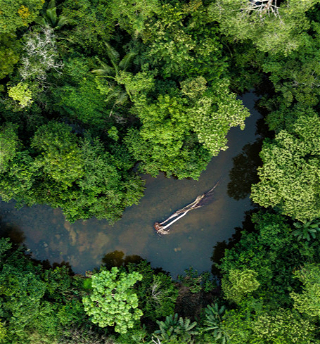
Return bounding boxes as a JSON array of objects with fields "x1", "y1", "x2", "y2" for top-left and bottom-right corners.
[
  {"x1": 209, "y1": 0, "x2": 320, "y2": 55},
  {"x1": 251, "y1": 112, "x2": 320, "y2": 222},
  {"x1": 0, "y1": 0, "x2": 44, "y2": 33},
  {"x1": 82, "y1": 267, "x2": 143, "y2": 334}
]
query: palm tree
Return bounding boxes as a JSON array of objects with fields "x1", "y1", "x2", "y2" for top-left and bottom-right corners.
[
  {"x1": 35, "y1": 0, "x2": 69, "y2": 30},
  {"x1": 202, "y1": 303, "x2": 229, "y2": 344},
  {"x1": 292, "y1": 220, "x2": 320, "y2": 241},
  {"x1": 92, "y1": 42, "x2": 136, "y2": 108},
  {"x1": 154, "y1": 313, "x2": 198, "y2": 344}
]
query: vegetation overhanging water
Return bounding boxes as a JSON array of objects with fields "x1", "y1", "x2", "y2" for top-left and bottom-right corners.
[{"x1": 0, "y1": 91, "x2": 262, "y2": 277}]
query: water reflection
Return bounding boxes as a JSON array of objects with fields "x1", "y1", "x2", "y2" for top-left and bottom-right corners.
[
  {"x1": 0, "y1": 215, "x2": 25, "y2": 245},
  {"x1": 101, "y1": 250, "x2": 143, "y2": 270},
  {"x1": 227, "y1": 139, "x2": 263, "y2": 200},
  {"x1": 0, "y1": 92, "x2": 264, "y2": 277}
]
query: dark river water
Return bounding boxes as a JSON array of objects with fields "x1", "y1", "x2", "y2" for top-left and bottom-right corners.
[{"x1": 0, "y1": 91, "x2": 263, "y2": 277}]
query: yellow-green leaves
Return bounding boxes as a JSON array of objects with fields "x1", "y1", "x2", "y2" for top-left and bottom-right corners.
[
  {"x1": 222, "y1": 269, "x2": 260, "y2": 304},
  {"x1": 0, "y1": 0, "x2": 44, "y2": 33},
  {"x1": 8, "y1": 82, "x2": 33, "y2": 108},
  {"x1": 291, "y1": 264, "x2": 320, "y2": 317},
  {"x1": 82, "y1": 267, "x2": 143, "y2": 334}
]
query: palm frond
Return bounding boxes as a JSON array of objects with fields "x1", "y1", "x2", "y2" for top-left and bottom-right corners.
[
  {"x1": 119, "y1": 52, "x2": 136, "y2": 71},
  {"x1": 105, "y1": 42, "x2": 120, "y2": 63},
  {"x1": 47, "y1": 0, "x2": 56, "y2": 10},
  {"x1": 46, "y1": 8, "x2": 58, "y2": 27},
  {"x1": 56, "y1": 16, "x2": 69, "y2": 29},
  {"x1": 91, "y1": 61, "x2": 115, "y2": 77}
]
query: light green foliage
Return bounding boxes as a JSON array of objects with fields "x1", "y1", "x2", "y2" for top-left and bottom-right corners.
[
  {"x1": 82, "y1": 267, "x2": 143, "y2": 333},
  {"x1": 251, "y1": 113, "x2": 320, "y2": 222},
  {"x1": 121, "y1": 6, "x2": 250, "y2": 180},
  {"x1": 290, "y1": 264, "x2": 320, "y2": 317},
  {"x1": 0, "y1": 322, "x2": 6, "y2": 343},
  {"x1": 221, "y1": 308, "x2": 316, "y2": 344},
  {"x1": 154, "y1": 313, "x2": 198, "y2": 344},
  {"x1": 0, "y1": 33, "x2": 20, "y2": 80},
  {"x1": 251, "y1": 309, "x2": 315, "y2": 343},
  {"x1": 222, "y1": 269, "x2": 260, "y2": 304},
  {"x1": 127, "y1": 261, "x2": 178, "y2": 321},
  {"x1": 8, "y1": 82, "x2": 33, "y2": 108},
  {"x1": 0, "y1": 0, "x2": 44, "y2": 33},
  {"x1": 125, "y1": 80, "x2": 249, "y2": 179},
  {"x1": 125, "y1": 94, "x2": 212, "y2": 179},
  {"x1": 209, "y1": 0, "x2": 320, "y2": 55},
  {"x1": 143, "y1": 1, "x2": 227, "y2": 79},
  {"x1": 189, "y1": 80, "x2": 250, "y2": 156}
]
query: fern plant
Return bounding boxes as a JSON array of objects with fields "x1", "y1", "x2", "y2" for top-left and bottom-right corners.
[{"x1": 154, "y1": 313, "x2": 198, "y2": 344}]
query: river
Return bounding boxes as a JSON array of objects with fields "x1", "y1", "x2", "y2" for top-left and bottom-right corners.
[{"x1": 0, "y1": 91, "x2": 263, "y2": 277}]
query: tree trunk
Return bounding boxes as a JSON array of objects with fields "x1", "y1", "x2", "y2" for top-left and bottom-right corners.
[{"x1": 154, "y1": 180, "x2": 220, "y2": 235}]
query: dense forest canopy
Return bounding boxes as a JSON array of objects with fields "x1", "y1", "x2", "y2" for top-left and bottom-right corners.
[{"x1": 1, "y1": 0, "x2": 320, "y2": 343}]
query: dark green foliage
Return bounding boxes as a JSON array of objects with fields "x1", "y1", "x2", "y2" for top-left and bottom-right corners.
[
  {"x1": 0, "y1": 239, "x2": 84, "y2": 344},
  {"x1": 2, "y1": 1, "x2": 320, "y2": 342},
  {"x1": 35, "y1": 0, "x2": 70, "y2": 30},
  {"x1": 177, "y1": 267, "x2": 216, "y2": 294},
  {"x1": 219, "y1": 212, "x2": 314, "y2": 308},
  {"x1": 127, "y1": 261, "x2": 178, "y2": 321},
  {"x1": 292, "y1": 220, "x2": 320, "y2": 241},
  {"x1": 0, "y1": 33, "x2": 20, "y2": 80},
  {"x1": 0, "y1": 122, "x2": 145, "y2": 222}
]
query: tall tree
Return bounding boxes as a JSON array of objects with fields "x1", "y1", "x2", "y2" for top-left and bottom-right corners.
[
  {"x1": 251, "y1": 112, "x2": 320, "y2": 222},
  {"x1": 209, "y1": 0, "x2": 320, "y2": 55}
]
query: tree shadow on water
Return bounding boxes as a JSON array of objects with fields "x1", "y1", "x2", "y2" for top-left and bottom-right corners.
[
  {"x1": 0, "y1": 215, "x2": 25, "y2": 245},
  {"x1": 101, "y1": 250, "x2": 144, "y2": 270},
  {"x1": 210, "y1": 208, "x2": 259, "y2": 277},
  {"x1": 227, "y1": 138, "x2": 263, "y2": 200}
]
